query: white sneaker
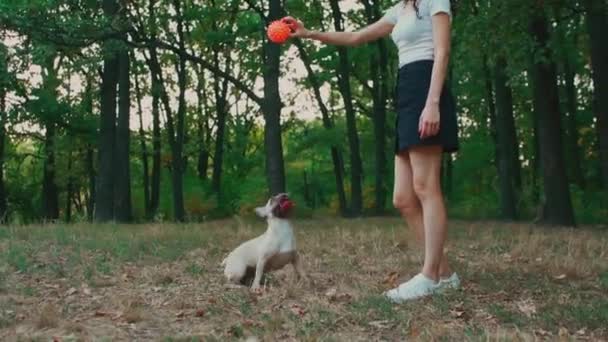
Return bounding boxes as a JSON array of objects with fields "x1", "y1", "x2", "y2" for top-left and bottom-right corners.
[
  {"x1": 439, "y1": 273, "x2": 461, "y2": 291},
  {"x1": 384, "y1": 273, "x2": 440, "y2": 303}
]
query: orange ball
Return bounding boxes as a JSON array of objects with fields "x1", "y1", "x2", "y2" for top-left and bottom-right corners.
[{"x1": 267, "y1": 20, "x2": 291, "y2": 44}]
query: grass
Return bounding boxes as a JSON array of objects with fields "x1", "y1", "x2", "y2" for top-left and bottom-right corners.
[{"x1": 0, "y1": 218, "x2": 607, "y2": 340}]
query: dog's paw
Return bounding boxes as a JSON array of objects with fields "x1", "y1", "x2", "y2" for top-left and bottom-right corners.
[{"x1": 250, "y1": 285, "x2": 265, "y2": 295}]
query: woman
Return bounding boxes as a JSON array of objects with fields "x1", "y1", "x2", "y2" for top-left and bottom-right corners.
[{"x1": 284, "y1": 0, "x2": 460, "y2": 302}]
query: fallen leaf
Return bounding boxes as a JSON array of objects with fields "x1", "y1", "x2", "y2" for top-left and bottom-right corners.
[
  {"x1": 290, "y1": 304, "x2": 306, "y2": 317},
  {"x1": 176, "y1": 311, "x2": 185, "y2": 318},
  {"x1": 94, "y1": 310, "x2": 112, "y2": 317},
  {"x1": 195, "y1": 309, "x2": 205, "y2": 317},
  {"x1": 516, "y1": 298, "x2": 537, "y2": 317},
  {"x1": 535, "y1": 329, "x2": 551, "y2": 337},
  {"x1": 324, "y1": 288, "x2": 352, "y2": 302},
  {"x1": 383, "y1": 272, "x2": 399, "y2": 288},
  {"x1": 368, "y1": 320, "x2": 391, "y2": 329},
  {"x1": 575, "y1": 328, "x2": 586, "y2": 336},
  {"x1": 450, "y1": 309, "x2": 467, "y2": 319},
  {"x1": 66, "y1": 287, "x2": 77, "y2": 296},
  {"x1": 325, "y1": 288, "x2": 337, "y2": 299},
  {"x1": 558, "y1": 327, "x2": 569, "y2": 337}
]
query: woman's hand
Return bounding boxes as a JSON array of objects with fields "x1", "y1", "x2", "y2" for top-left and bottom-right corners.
[
  {"x1": 282, "y1": 17, "x2": 310, "y2": 39},
  {"x1": 419, "y1": 104, "x2": 440, "y2": 139}
]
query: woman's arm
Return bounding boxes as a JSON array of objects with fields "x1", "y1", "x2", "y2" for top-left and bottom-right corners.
[
  {"x1": 419, "y1": 13, "x2": 452, "y2": 139},
  {"x1": 283, "y1": 16, "x2": 394, "y2": 47}
]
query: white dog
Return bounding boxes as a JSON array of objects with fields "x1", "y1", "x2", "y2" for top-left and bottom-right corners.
[{"x1": 222, "y1": 193, "x2": 306, "y2": 291}]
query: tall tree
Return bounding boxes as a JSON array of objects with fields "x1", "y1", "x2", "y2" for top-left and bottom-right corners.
[
  {"x1": 293, "y1": 39, "x2": 348, "y2": 216},
  {"x1": 40, "y1": 53, "x2": 60, "y2": 221},
  {"x1": 95, "y1": 0, "x2": 120, "y2": 221},
  {"x1": 493, "y1": 56, "x2": 521, "y2": 219},
  {"x1": 134, "y1": 71, "x2": 150, "y2": 217},
  {"x1": 0, "y1": 43, "x2": 9, "y2": 223},
  {"x1": 262, "y1": 0, "x2": 287, "y2": 195},
  {"x1": 329, "y1": 0, "x2": 364, "y2": 216},
  {"x1": 0, "y1": 83, "x2": 7, "y2": 223},
  {"x1": 361, "y1": 0, "x2": 389, "y2": 215},
  {"x1": 583, "y1": 0, "x2": 608, "y2": 189},
  {"x1": 195, "y1": 66, "x2": 210, "y2": 182},
  {"x1": 210, "y1": 44, "x2": 231, "y2": 195},
  {"x1": 529, "y1": 10, "x2": 575, "y2": 226},
  {"x1": 83, "y1": 77, "x2": 96, "y2": 222},
  {"x1": 114, "y1": 43, "x2": 132, "y2": 222},
  {"x1": 563, "y1": 58, "x2": 585, "y2": 188},
  {"x1": 164, "y1": 0, "x2": 188, "y2": 221}
]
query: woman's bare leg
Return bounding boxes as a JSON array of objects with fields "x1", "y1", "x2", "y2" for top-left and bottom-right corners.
[
  {"x1": 393, "y1": 150, "x2": 451, "y2": 279},
  {"x1": 408, "y1": 146, "x2": 451, "y2": 281}
]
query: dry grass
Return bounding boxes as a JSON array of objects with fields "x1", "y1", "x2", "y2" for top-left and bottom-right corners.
[{"x1": 0, "y1": 218, "x2": 606, "y2": 341}]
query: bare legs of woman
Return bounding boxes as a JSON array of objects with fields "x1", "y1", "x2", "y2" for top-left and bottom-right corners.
[{"x1": 385, "y1": 146, "x2": 460, "y2": 303}]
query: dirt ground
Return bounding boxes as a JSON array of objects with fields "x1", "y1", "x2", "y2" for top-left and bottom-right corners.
[{"x1": 0, "y1": 218, "x2": 607, "y2": 341}]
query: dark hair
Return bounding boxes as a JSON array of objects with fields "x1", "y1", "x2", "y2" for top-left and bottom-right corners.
[{"x1": 405, "y1": 0, "x2": 421, "y2": 19}]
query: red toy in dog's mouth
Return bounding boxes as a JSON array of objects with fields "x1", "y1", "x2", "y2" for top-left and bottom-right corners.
[{"x1": 275, "y1": 195, "x2": 295, "y2": 218}]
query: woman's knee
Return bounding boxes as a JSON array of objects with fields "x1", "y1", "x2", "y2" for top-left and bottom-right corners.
[
  {"x1": 393, "y1": 193, "x2": 421, "y2": 215},
  {"x1": 412, "y1": 176, "x2": 441, "y2": 201}
]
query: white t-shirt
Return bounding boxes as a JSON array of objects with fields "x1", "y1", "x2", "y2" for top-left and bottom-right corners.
[{"x1": 381, "y1": 0, "x2": 451, "y2": 67}]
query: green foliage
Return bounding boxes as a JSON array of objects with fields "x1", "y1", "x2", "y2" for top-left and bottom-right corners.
[{"x1": 0, "y1": 0, "x2": 605, "y2": 225}]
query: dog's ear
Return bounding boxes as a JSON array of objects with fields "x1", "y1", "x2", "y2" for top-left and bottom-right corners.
[
  {"x1": 255, "y1": 206, "x2": 269, "y2": 218},
  {"x1": 255, "y1": 198, "x2": 273, "y2": 218}
]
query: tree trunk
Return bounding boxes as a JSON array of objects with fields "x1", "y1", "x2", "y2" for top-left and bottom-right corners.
[
  {"x1": 329, "y1": 0, "x2": 364, "y2": 216},
  {"x1": 583, "y1": 0, "x2": 608, "y2": 189},
  {"x1": 211, "y1": 99, "x2": 227, "y2": 194},
  {"x1": 145, "y1": 0, "x2": 185, "y2": 221},
  {"x1": 65, "y1": 151, "x2": 73, "y2": 223},
  {"x1": 263, "y1": 0, "x2": 287, "y2": 195},
  {"x1": 493, "y1": 57, "x2": 520, "y2": 220},
  {"x1": 371, "y1": 43, "x2": 389, "y2": 215},
  {"x1": 529, "y1": 13, "x2": 575, "y2": 226},
  {"x1": 482, "y1": 56, "x2": 498, "y2": 164},
  {"x1": 371, "y1": 0, "x2": 389, "y2": 215},
  {"x1": 293, "y1": 40, "x2": 348, "y2": 216},
  {"x1": 211, "y1": 50, "x2": 230, "y2": 195},
  {"x1": 81, "y1": 77, "x2": 95, "y2": 222},
  {"x1": 0, "y1": 91, "x2": 7, "y2": 223},
  {"x1": 147, "y1": 0, "x2": 161, "y2": 218},
  {"x1": 150, "y1": 78, "x2": 161, "y2": 217},
  {"x1": 114, "y1": 47, "x2": 132, "y2": 222},
  {"x1": 168, "y1": 0, "x2": 187, "y2": 222},
  {"x1": 86, "y1": 144, "x2": 95, "y2": 222},
  {"x1": 563, "y1": 60, "x2": 585, "y2": 188},
  {"x1": 95, "y1": 0, "x2": 120, "y2": 222},
  {"x1": 134, "y1": 73, "x2": 151, "y2": 217},
  {"x1": 42, "y1": 122, "x2": 59, "y2": 220},
  {"x1": 196, "y1": 68, "x2": 209, "y2": 181},
  {"x1": 361, "y1": 0, "x2": 389, "y2": 215}
]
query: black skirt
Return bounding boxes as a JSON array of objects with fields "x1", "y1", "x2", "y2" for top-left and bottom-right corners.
[{"x1": 394, "y1": 60, "x2": 459, "y2": 154}]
